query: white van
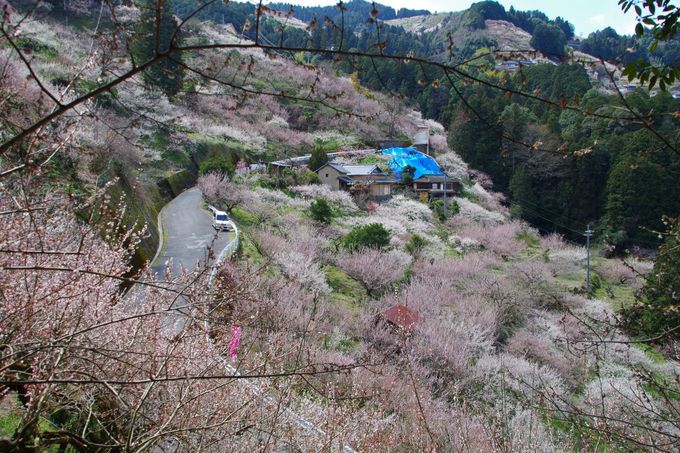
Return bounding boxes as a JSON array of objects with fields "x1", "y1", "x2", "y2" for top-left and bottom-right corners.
[{"x1": 212, "y1": 210, "x2": 233, "y2": 231}]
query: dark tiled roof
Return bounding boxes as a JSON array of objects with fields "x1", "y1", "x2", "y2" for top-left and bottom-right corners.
[
  {"x1": 414, "y1": 173, "x2": 455, "y2": 183},
  {"x1": 326, "y1": 162, "x2": 348, "y2": 173}
]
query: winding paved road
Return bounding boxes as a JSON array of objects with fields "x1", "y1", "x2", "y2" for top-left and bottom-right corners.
[
  {"x1": 151, "y1": 187, "x2": 234, "y2": 277},
  {"x1": 146, "y1": 187, "x2": 356, "y2": 452}
]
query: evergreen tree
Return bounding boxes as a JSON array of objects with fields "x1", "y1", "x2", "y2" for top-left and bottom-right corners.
[
  {"x1": 530, "y1": 22, "x2": 567, "y2": 57},
  {"x1": 554, "y1": 16, "x2": 575, "y2": 41},
  {"x1": 624, "y1": 222, "x2": 680, "y2": 341},
  {"x1": 448, "y1": 88, "x2": 507, "y2": 189},
  {"x1": 580, "y1": 27, "x2": 638, "y2": 63},
  {"x1": 549, "y1": 64, "x2": 591, "y2": 101},
  {"x1": 509, "y1": 167, "x2": 538, "y2": 222},
  {"x1": 602, "y1": 132, "x2": 680, "y2": 247},
  {"x1": 343, "y1": 223, "x2": 391, "y2": 250},
  {"x1": 308, "y1": 145, "x2": 328, "y2": 171},
  {"x1": 134, "y1": 0, "x2": 185, "y2": 96},
  {"x1": 401, "y1": 164, "x2": 415, "y2": 185},
  {"x1": 199, "y1": 155, "x2": 235, "y2": 176},
  {"x1": 309, "y1": 198, "x2": 333, "y2": 223}
]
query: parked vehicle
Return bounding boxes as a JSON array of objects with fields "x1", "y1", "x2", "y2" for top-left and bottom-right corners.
[{"x1": 212, "y1": 210, "x2": 233, "y2": 231}]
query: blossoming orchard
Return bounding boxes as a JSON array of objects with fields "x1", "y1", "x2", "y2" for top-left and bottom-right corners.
[{"x1": 0, "y1": 0, "x2": 679, "y2": 451}]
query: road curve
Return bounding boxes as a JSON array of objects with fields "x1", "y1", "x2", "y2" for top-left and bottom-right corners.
[
  {"x1": 151, "y1": 187, "x2": 234, "y2": 277},
  {"x1": 148, "y1": 188, "x2": 355, "y2": 451}
]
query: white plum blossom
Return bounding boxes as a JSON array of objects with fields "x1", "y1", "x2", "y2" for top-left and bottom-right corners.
[
  {"x1": 454, "y1": 197, "x2": 506, "y2": 224},
  {"x1": 335, "y1": 248, "x2": 411, "y2": 294},
  {"x1": 435, "y1": 151, "x2": 469, "y2": 182},
  {"x1": 291, "y1": 184, "x2": 359, "y2": 212}
]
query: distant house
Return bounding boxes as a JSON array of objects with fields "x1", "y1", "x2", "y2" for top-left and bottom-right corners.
[
  {"x1": 621, "y1": 84, "x2": 639, "y2": 94},
  {"x1": 269, "y1": 149, "x2": 378, "y2": 174},
  {"x1": 494, "y1": 61, "x2": 520, "y2": 72},
  {"x1": 413, "y1": 174, "x2": 460, "y2": 197},
  {"x1": 494, "y1": 60, "x2": 535, "y2": 72},
  {"x1": 317, "y1": 163, "x2": 396, "y2": 198},
  {"x1": 381, "y1": 305, "x2": 422, "y2": 333}
]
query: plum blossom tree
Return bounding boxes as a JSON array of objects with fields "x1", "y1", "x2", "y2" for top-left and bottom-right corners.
[
  {"x1": 0, "y1": 179, "x2": 394, "y2": 451},
  {"x1": 457, "y1": 220, "x2": 527, "y2": 257},
  {"x1": 335, "y1": 248, "x2": 410, "y2": 296},
  {"x1": 0, "y1": 185, "x2": 257, "y2": 450},
  {"x1": 1, "y1": 0, "x2": 679, "y2": 450},
  {"x1": 197, "y1": 172, "x2": 253, "y2": 213}
]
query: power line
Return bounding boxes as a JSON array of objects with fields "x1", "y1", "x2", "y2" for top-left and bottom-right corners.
[
  {"x1": 513, "y1": 200, "x2": 664, "y2": 248},
  {"x1": 510, "y1": 194, "x2": 589, "y2": 229},
  {"x1": 509, "y1": 202, "x2": 586, "y2": 236}
]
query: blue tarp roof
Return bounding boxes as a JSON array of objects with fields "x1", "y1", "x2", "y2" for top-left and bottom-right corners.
[{"x1": 381, "y1": 147, "x2": 444, "y2": 180}]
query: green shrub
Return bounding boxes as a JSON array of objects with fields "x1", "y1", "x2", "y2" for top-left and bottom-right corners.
[
  {"x1": 308, "y1": 144, "x2": 328, "y2": 171},
  {"x1": 199, "y1": 155, "x2": 235, "y2": 176},
  {"x1": 357, "y1": 156, "x2": 384, "y2": 165},
  {"x1": 405, "y1": 233, "x2": 428, "y2": 255},
  {"x1": 623, "y1": 224, "x2": 680, "y2": 341},
  {"x1": 14, "y1": 37, "x2": 58, "y2": 58},
  {"x1": 343, "y1": 223, "x2": 390, "y2": 250},
  {"x1": 301, "y1": 170, "x2": 321, "y2": 184},
  {"x1": 310, "y1": 198, "x2": 333, "y2": 223},
  {"x1": 431, "y1": 199, "x2": 459, "y2": 222},
  {"x1": 448, "y1": 200, "x2": 460, "y2": 216},
  {"x1": 431, "y1": 199, "x2": 445, "y2": 221},
  {"x1": 402, "y1": 165, "x2": 416, "y2": 185}
]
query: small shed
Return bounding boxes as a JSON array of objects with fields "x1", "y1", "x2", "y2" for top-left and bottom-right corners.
[
  {"x1": 381, "y1": 305, "x2": 422, "y2": 332},
  {"x1": 413, "y1": 127, "x2": 430, "y2": 153}
]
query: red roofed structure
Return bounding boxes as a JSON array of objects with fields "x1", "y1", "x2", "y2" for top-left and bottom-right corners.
[{"x1": 381, "y1": 305, "x2": 422, "y2": 332}]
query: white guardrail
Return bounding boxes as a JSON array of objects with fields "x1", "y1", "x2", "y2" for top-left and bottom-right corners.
[{"x1": 207, "y1": 204, "x2": 239, "y2": 286}]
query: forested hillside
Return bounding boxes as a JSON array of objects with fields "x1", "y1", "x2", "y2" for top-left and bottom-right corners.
[
  {"x1": 1, "y1": 0, "x2": 432, "y2": 256},
  {"x1": 261, "y1": 0, "x2": 680, "y2": 250},
  {"x1": 447, "y1": 62, "x2": 680, "y2": 248}
]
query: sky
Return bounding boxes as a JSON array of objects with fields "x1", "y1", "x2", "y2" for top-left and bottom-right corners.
[{"x1": 274, "y1": 0, "x2": 639, "y2": 37}]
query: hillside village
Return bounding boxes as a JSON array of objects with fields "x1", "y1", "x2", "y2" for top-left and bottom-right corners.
[
  {"x1": 270, "y1": 139, "x2": 460, "y2": 201},
  {"x1": 1, "y1": 0, "x2": 679, "y2": 451},
  {"x1": 193, "y1": 124, "x2": 674, "y2": 450}
]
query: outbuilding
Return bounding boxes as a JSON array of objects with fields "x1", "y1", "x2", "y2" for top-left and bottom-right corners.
[{"x1": 380, "y1": 305, "x2": 422, "y2": 333}]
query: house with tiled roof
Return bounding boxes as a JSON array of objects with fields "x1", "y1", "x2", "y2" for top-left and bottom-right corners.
[
  {"x1": 316, "y1": 163, "x2": 397, "y2": 198},
  {"x1": 413, "y1": 174, "x2": 460, "y2": 196}
]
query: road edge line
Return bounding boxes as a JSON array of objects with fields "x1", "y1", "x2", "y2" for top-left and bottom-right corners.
[{"x1": 151, "y1": 188, "x2": 193, "y2": 268}]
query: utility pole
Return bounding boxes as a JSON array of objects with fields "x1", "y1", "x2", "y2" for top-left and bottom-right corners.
[
  {"x1": 585, "y1": 224, "x2": 594, "y2": 292},
  {"x1": 443, "y1": 173, "x2": 447, "y2": 208}
]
